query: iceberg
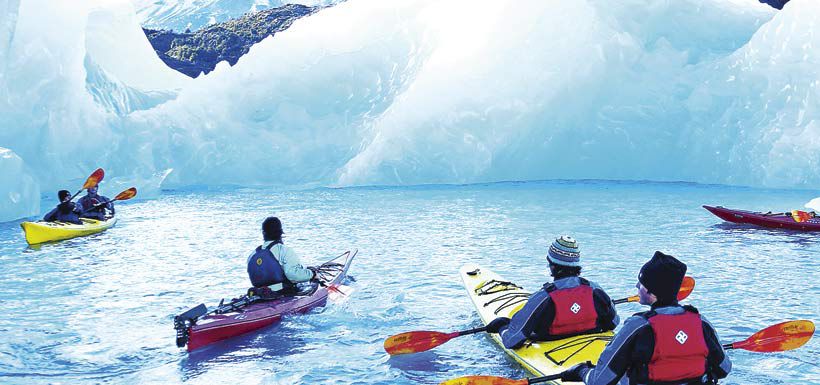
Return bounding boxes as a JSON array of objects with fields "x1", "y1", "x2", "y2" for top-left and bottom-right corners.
[
  {"x1": 1, "y1": 0, "x2": 818, "y2": 221},
  {"x1": 0, "y1": 148, "x2": 39, "y2": 222}
]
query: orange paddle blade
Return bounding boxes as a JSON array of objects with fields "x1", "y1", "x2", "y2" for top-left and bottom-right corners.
[
  {"x1": 114, "y1": 187, "x2": 137, "y2": 201},
  {"x1": 677, "y1": 276, "x2": 695, "y2": 301},
  {"x1": 621, "y1": 276, "x2": 695, "y2": 304},
  {"x1": 82, "y1": 168, "x2": 105, "y2": 189},
  {"x1": 730, "y1": 320, "x2": 815, "y2": 352},
  {"x1": 439, "y1": 376, "x2": 527, "y2": 385},
  {"x1": 384, "y1": 330, "x2": 457, "y2": 355}
]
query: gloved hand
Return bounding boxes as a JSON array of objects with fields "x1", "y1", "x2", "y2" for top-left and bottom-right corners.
[
  {"x1": 307, "y1": 266, "x2": 320, "y2": 280},
  {"x1": 561, "y1": 361, "x2": 594, "y2": 382},
  {"x1": 485, "y1": 317, "x2": 511, "y2": 333}
]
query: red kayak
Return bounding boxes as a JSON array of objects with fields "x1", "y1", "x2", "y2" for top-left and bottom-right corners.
[
  {"x1": 703, "y1": 205, "x2": 820, "y2": 231},
  {"x1": 174, "y1": 250, "x2": 356, "y2": 351}
]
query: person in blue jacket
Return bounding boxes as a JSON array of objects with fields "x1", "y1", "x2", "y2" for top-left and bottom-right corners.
[
  {"x1": 76, "y1": 186, "x2": 114, "y2": 220},
  {"x1": 486, "y1": 236, "x2": 620, "y2": 348},
  {"x1": 247, "y1": 217, "x2": 318, "y2": 296},
  {"x1": 43, "y1": 190, "x2": 82, "y2": 224},
  {"x1": 560, "y1": 251, "x2": 732, "y2": 385}
]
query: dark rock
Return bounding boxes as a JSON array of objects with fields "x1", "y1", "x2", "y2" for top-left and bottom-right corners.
[
  {"x1": 143, "y1": 4, "x2": 318, "y2": 78},
  {"x1": 758, "y1": 0, "x2": 789, "y2": 9}
]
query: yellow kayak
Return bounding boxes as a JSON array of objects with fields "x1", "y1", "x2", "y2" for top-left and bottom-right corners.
[
  {"x1": 460, "y1": 264, "x2": 613, "y2": 384},
  {"x1": 21, "y1": 217, "x2": 117, "y2": 245}
]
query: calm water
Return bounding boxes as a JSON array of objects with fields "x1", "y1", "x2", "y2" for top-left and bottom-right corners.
[{"x1": 0, "y1": 181, "x2": 818, "y2": 385}]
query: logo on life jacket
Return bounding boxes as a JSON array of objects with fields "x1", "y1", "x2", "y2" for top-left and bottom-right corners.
[
  {"x1": 256, "y1": 257, "x2": 263, "y2": 266},
  {"x1": 571, "y1": 303, "x2": 581, "y2": 314},
  {"x1": 675, "y1": 330, "x2": 688, "y2": 344}
]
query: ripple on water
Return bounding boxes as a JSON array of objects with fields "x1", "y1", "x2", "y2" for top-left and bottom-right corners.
[{"x1": 0, "y1": 181, "x2": 818, "y2": 384}]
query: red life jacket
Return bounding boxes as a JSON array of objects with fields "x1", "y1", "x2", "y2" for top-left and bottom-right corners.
[
  {"x1": 645, "y1": 307, "x2": 709, "y2": 382},
  {"x1": 546, "y1": 278, "x2": 598, "y2": 336}
]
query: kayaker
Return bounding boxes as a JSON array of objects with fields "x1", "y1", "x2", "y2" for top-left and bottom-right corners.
[
  {"x1": 77, "y1": 186, "x2": 114, "y2": 220},
  {"x1": 561, "y1": 251, "x2": 732, "y2": 384},
  {"x1": 42, "y1": 190, "x2": 83, "y2": 224},
  {"x1": 485, "y1": 236, "x2": 620, "y2": 348},
  {"x1": 246, "y1": 217, "x2": 318, "y2": 295}
]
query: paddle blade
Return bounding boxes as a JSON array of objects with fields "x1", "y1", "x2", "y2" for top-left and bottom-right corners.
[
  {"x1": 677, "y1": 276, "x2": 695, "y2": 301},
  {"x1": 730, "y1": 320, "x2": 815, "y2": 352},
  {"x1": 114, "y1": 187, "x2": 137, "y2": 201},
  {"x1": 82, "y1": 168, "x2": 105, "y2": 189},
  {"x1": 439, "y1": 376, "x2": 527, "y2": 385},
  {"x1": 384, "y1": 330, "x2": 458, "y2": 355}
]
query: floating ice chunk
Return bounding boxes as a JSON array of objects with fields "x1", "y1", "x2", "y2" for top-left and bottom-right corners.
[{"x1": 0, "y1": 148, "x2": 40, "y2": 222}]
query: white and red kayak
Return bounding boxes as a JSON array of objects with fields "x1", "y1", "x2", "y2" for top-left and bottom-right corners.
[{"x1": 174, "y1": 250, "x2": 356, "y2": 351}]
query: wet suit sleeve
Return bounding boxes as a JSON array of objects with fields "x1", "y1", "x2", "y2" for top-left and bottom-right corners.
[
  {"x1": 701, "y1": 315, "x2": 732, "y2": 379},
  {"x1": 580, "y1": 315, "x2": 648, "y2": 385},
  {"x1": 43, "y1": 207, "x2": 58, "y2": 221},
  {"x1": 499, "y1": 289, "x2": 553, "y2": 349},
  {"x1": 592, "y1": 286, "x2": 620, "y2": 331},
  {"x1": 280, "y1": 246, "x2": 315, "y2": 283}
]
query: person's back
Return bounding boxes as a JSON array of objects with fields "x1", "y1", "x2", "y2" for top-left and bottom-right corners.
[
  {"x1": 246, "y1": 217, "x2": 317, "y2": 294},
  {"x1": 77, "y1": 186, "x2": 114, "y2": 220},
  {"x1": 43, "y1": 190, "x2": 82, "y2": 225},
  {"x1": 488, "y1": 236, "x2": 619, "y2": 349},
  {"x1": 565, "y1": 251, "x2": 731, "y2": 385}
]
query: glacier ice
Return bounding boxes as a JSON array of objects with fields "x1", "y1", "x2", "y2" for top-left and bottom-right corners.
[
  {"x1": 1, "y1": 0, "x2": 819, "y2": 221},
  {"x1": 0, "y1": 148, "x2": 39, "y2": 222}
]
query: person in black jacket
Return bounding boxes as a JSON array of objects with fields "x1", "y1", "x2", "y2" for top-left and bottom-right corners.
[
  {"x1": 43, "y1": 190, "x2": 82, "y2": 224},
  {"x1": 486, "y1": 236, "x2": 620, "y2": 349},
  {"x1": 562, "y1": 251, "x2": 732, "y2": 385}
]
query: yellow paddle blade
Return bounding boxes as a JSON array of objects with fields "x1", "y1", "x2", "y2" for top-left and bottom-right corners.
[
  {"x1": 82, "y1": 168, "x2": 105, "y2": 189},
  {"x1": 731, "y1": 320, "x2": 815, "y2": 352},
  {"x1": 114, "y1": 187, "x2": 137, "y2": 201},
  {"x1": 439, "y1": 376, "x2": 527, "y2": 385}
]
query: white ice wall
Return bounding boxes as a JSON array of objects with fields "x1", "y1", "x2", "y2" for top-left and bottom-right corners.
[{"x1": 1, "y1": 0, "x2": 818, "y2": 221}]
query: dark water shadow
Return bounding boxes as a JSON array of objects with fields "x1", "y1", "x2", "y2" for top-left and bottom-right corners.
[
  {"x1": 709, "y1": 223, "x2": 819, "y2": 246},
  {"x1": 386, "y1": 350, "x2": 453, "y2": 373},
  {"x1": 179, "y1": 322, "x2": 308, "y2": 380}
]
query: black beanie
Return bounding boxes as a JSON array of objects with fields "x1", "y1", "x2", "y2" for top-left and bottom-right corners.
[
  {"x1": 58, "y1": 190, "x2": 71, "y2": 201},
  {"x1": 262, "y1": 216, "x2": 284, "y2": 240},
  {"x1": 638, "y1": 251, "x2": 687, "y2": 302}
]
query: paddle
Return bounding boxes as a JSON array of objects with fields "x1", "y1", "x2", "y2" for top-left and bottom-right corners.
[
  {"x1": 84, "y1": 187, "x2": 138, "y2": 212},
  {"x1": 69, "y1": 168, "x2": 105, "y2": 201},
  {"x1": 384, "y1": 277, "x2": 696, "y2": 356},
  {"x1": 439, "y1": 320, "x2": 816, "y2": 385},
  {"x1": 722, "y1": 319, "x2": 815, "y2": 352},
  {"x1": 612, "y1": 276, "x2": 695, "y2": 304}
]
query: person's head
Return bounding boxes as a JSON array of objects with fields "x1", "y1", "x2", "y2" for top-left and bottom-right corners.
[
  {"x1": 58, "y1": 190, "x2": 71, "y2": 202},
  {"x1": 547, "y1": 235, "x2": 582, "y2": 278},
  {"x1": 262, "y1": 216, "x2": 284, "y2": 241},
  {"x1": 637, "y1": 251, "x2": 687, "y2": 306},
  {"x1": 87, "y1": 186, "x2": 98, "y2": 195}
]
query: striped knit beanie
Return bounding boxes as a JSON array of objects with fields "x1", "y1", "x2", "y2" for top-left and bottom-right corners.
[{"x1": 548, "y1": 235, "x2": 581, "y2": 267}]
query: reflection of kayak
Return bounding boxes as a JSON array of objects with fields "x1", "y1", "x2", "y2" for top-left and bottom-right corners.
[
  {"x1": 459, "y1": 264, "x2": 612, "y2": 382},
  {"x1": 703, "y1": 205, "x2": 820, "y2": 231},
  {"x1": 175, "y1": 250, "x2": 356, "y2": 352},
  {"x1": 20, "y1": 217, "x2": 117, "y2": 245}
]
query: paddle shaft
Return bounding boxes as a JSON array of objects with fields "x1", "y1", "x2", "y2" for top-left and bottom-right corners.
[
  {"x1": 612, "y1": 296, "x2": 636, "y2": 305},
  {"x1": 458, "y1": 326, "x2": 488, "y2": 337},
  {"x1": 85, "y1": 198, "x2": 117, "y2": 213},
  {"x1": 522, "y1": 373, "x2": 562, "y2": 384}
]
